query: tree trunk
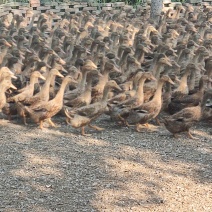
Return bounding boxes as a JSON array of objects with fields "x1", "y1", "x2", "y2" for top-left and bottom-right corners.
[{"x1": 150, "y1": 0, "x2": 163, "y2": 22}]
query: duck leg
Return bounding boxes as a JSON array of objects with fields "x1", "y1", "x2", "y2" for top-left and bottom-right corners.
[
  {"x1": 186, "y1": 130, "x2": 198, "y2": 140},
  {"x1": 81, "y1": 126, "x2": 91, "y2": 136},
  {"x1": 65, "y1": 117, "x2": 70, "y2": 125},
  {"x1": 136, "y1": 123, "x2": 143, "y2": 132},
  {"x1": 125, "y1": 122, "x2": 135, "y2": 127},
  {"x1": 8, "y1": 114, "x2": 11, "y2": 122},
  {"x1": 155, "y1": 117, "x2": 161, "y2": 126},
  {"x1": 88, "y1": 124, "x2": 105, "y2": 131},
  {"x1": 173, "y1": 133, "x2": 180, "y2": 139},
  {"x1": 117, "y1": 114, "x2": 130, "y2": 127},
  {"x1": 39, "y1": 120, "x2": 44, "y2": 129},
  {"x1": 144, "y1": 123, "x2": 149, "y2": 128},
  {"x1": 23, "y1": 115, "x2": 28, "y2": 126},
  {"x1": 47, "y1": 118, "x2": 57, "y2": 128}
]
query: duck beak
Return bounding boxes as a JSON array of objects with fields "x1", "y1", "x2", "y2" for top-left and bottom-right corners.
[
  {"x1": 98, "y1": 72, "x2": 103, "y2": 77},
  {"x1": 57, "y1": 72, "x2": 64, "y2": 78},
  {"x1": 168, "y1": 78, "x2": 175, "y2": 85},
  {"x1": 173, "y1": 52, "x2": 178, "y2": 57},
  {"x1": 10, "y1": 83, "x2": 17, "y2": 90},
  {"x1": 26, "y1": 48, "x2": 32, "y2": 53},
  {"x1": 19, "y1": 54, "x2": 25, "y2": 59},
  {"x1": 92, "y1": 63, "x2": 98, "y2": 70},
  {"x1": 105, "y1": 45, "x2": 110, "y2": 50},
  {"x1": 114, "y1": 84, "x2": 122, "y2": 91},
  {"x1": 60, "y1": 48, "x2": 66, "y2": 55},
  {"x1": 18, "y1": 59, "x2": 24, "y2": 65},
  {"x1": 175, "y1": 76, "x2": 181, "y2": 84},
  {"x1": 150, "y1": 75, "x2": 157, "y2": 81},
  {"x1": 5, "y1": 41, "x2": 12, "y2": 47},
  {"x1": 166, "y1": 60, "x2": 172, "y2": 67},
  {"x1": 134, "y1": 60, "x2": 141, "y2": 66},
  {"x1": 39, "y1": 75, "x2": 46, "y2": 80},
  {"x1": 61, "y1": 67, "x2": 68, "y2": 73},
  {"x1": 172, "y1": 61, "x2": 180, "y2": 68},
  {"x1": 86, "y1": 49, "x2": 91, "y2": 55},
  {"x1": 71, "y1": 78, "x2": 78, "y2": 84},
  {"x1": 113, "y1": 64, "x2": 121, "y2": 73},
  {"x1": 11, "y1": 75, "x2": 17, "y2": 79},
  {"x1": 59, "y1": 58, "x2": 66, "y2": 65},
  {"x1": 46, "y1": 64, "x2": 52, "y2": 69}
]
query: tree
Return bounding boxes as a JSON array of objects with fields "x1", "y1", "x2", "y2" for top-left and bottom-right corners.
[{"x1": 150, "y1": 0, "x2": 163, "y2": 22}]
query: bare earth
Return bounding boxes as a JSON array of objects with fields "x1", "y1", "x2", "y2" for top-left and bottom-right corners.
[{"x1": 0, "y1": 115, "x2": 211, "y2": 212}]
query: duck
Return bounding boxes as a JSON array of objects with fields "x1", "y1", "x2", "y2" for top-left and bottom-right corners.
[
  {"x1": 22, "y1": 75, "x2": 77, "y2": 129},
  {"x1": 168, "y1": 63, "x2": 201, "y2": 114},
  {"x1": 143, "y1": 56, "x2": 173, "y2": 101},
  {"x1": 64, "y1": 60, "x2": 97, "y2": 100},
  {"x1": 0, "y1": 67, "x2": 17, "y2": 82},
  {"x1": 0, "y1": 79, "x2": 17, "y2": 112},
  {"x1": 108, "y1": 69, "x2": 143, "y2": 104},
  {"x1": 109, "y1": 72, "x2": 156, "y2": 125},
  {"x1": 126, "y1": 75, "x2": 175, "y2": 132},
  {"x1": 65, "y1": 80, "x2": 122, "y2": 136},
  {"x1": 163, "y1": 90, "x2": 212, "y2": 139},
  {"x1": 24, "y1": 69, "x2": 64, "y2": 107},
  {"x1": 91, "y1": 60, "x2": 121, "y2": 103},
  {"x1": 161, "y1": 74, "x2": 181, "y2": 113},
  {"x1": 202, "y1": 89, "x2": 212, "y2": 121},
  {"x1": 64, "y1": 69, "x2": 102, "y2": 108},
  {"x1": 7, "y1": 71, "x2": 46, "y2": 103}
]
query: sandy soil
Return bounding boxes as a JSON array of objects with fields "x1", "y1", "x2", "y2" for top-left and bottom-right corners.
[{"x1": 0, "y1": 115, "x2": 211, "y2": 212}]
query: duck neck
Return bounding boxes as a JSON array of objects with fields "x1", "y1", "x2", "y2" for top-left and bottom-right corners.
[
  {"x1": 135, "y1": 77, "x2": 146, "y2": 101},
  {"x1": 165, "y1": 82, "x2": 172, "y2": 93},
  {"x1": 28, "y1": 76, "x2": 37, "y2": 95},
  {"x1": 0, "y1": 84, "x2": 8, "y2": 93},
  {"x1": 137, "y1": 50, "x2": 145, "y2": 63},
  {"x1": 177, "y1": 71, "x2": 190, "y2": 92},
  {"x1": 154, "y1": 63, "x2": 164, "y2": 79},
  {"x1": 1, "y1": 48, "x2": 9, "y2": 60},
  {"x1": 173, "y1": 9, "x2": 181, "y2": 20},
  {"x1": 151, "y1": 80, "x2": 164, "y2": 103},
  {"x1": 97, "y1": 71, "x2": 109, "y2": 90},
  {"x1": 1, "y1": 57, "x2": 9, "y2": 68},
  {"x1": 119, "y1": 51, "x2": 129, "y2": 66},
  {"x1": 43, "y1": 53, "x2": 51, "y2": 64},
  {"x1": 102, "y1": 85, "x2": 110, "y2": 102},
  {"x1": 177, "y1": 52, "x2": 184, "y2": 63},
  {"x1": 85, "y1": 76, "x2": 93, "y2": 90},
  {"x1": 17, "y1": 40, "x2": 24, "y2": 49},
  {"x1": 54, "y1": 79, "x2": 68, "y2": 102},
  {"x1": 117, "y1": 47, "x2": 124, "y2": 58},
  {"x1": 79, "y1": 70, "x2": 88, "y2": 90},
  {"x1": 39, "y1": 73, "x2": 54, "y2": 100},
  {"x1": 198, "y1": 54, "x2": 205, "y2": 63},
  {"x1": 198, "y1": 77, "x2": 205, "y2": 93},
  {"x1": 27, "y1": 15, "x2": 36, "y2": 31}
]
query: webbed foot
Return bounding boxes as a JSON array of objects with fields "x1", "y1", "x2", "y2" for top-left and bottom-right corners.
[
  {"x1": 88, "y1": 124, "x2": 105, "y2": 131},
  {"x1": 187, "y1": 131, "x2": 198, "y2": 140},
  {"x1": 48, "y1": 118, "x2": 57, "y2": 128},
  {"x1": 81, "y1": 126, "x2": 91, "y2": 136}
]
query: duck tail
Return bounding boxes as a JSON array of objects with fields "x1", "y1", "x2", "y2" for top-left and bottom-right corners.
[
  {"x1": 160, "y1": 117, "x2": 167, "y2": 125},
  {"x1": 15, "y1": 102, "x2": 29, "y2": 115},
  {"x1": 23, "y1": 104, "x2": 33, "y2": 115},
  {"x1": 64, "y1": 107, "x2": 74, "y2": 120}
]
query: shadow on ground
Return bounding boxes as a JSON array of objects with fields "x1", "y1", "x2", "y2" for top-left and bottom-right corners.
[{"x1": 0, "y1": 115, "x2": 211, "y2": 211}]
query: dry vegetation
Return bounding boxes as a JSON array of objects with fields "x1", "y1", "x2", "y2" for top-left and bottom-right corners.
[{"x1": 0, "y1": 115, "x2": 211, "y2": 212}]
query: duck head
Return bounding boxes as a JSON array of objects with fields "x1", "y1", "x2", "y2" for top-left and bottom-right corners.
[{"x1": 106, "y1": 80, "x2": 122, "y2": 91}]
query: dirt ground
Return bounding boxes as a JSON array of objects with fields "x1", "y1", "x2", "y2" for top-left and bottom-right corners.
[{"x1": 0, "y1": 114, "x2": 211, "y2": 212}]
